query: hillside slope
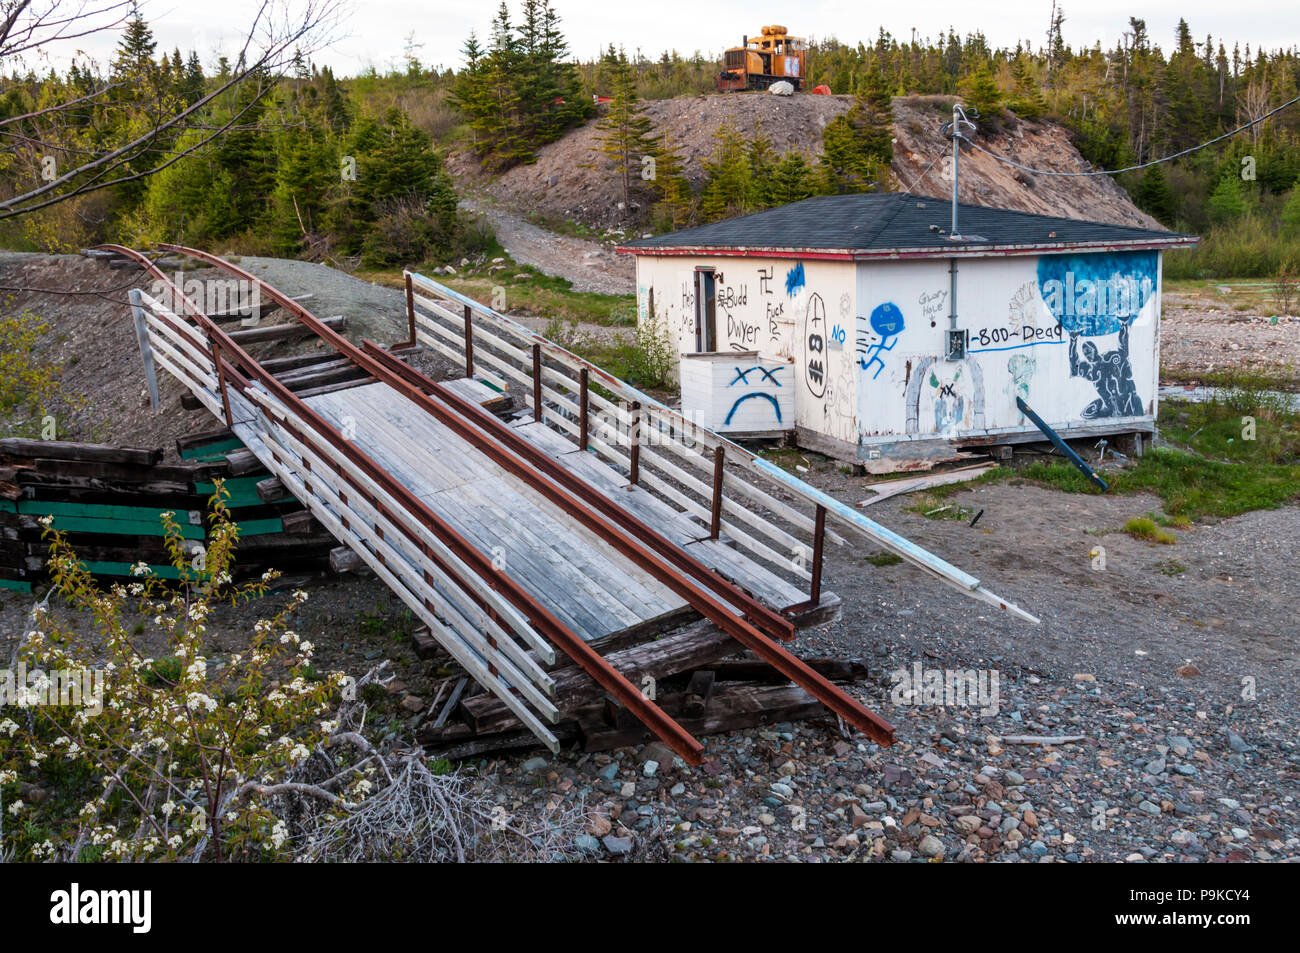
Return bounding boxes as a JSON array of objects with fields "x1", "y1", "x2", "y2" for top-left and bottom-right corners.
[{"x1": 452, "y1": 94, "x2": 1160, "y2": 232}]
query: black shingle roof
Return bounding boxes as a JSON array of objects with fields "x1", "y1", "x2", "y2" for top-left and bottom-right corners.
[{"x1": 620, "y1": 192, "x2": 1195, "y2": 257}]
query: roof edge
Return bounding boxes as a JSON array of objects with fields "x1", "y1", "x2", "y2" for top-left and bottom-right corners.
[{"x1": 616, "y1": 235, "x2": 1199, "y2": 259}]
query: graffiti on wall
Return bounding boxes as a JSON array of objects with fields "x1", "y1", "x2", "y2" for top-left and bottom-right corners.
[
  {"x1": 1006, "y1": 353, "x2": 1037, "y2": 422},
  {"x1": 858, "y1": 302, "x2": 905, "y2": 380},
  {"x1": 905, "y1": 357, "x2": 986, "y2": 435},
  {"x1": 1037, "y1": 252, "x2": 1157, "y2": 336},
  {"x1": 785, "y1": 262, "x2": 806, "y2": 297},
  {"x1": 918, "y1": 288, "x2": 948, "y2": 329},
  {"x1": 802, "y1": 293, "x2": 827, "y2": 398},
  {"x1": 1038, "y1": 251, "x2": 1155, "y2": 418},
  {"x1": 725, "y1": 365, "x2": 785, "y2": 427},
  {"x1": 1070, "y1": 324, "x2": 1142, "y2": 418}
]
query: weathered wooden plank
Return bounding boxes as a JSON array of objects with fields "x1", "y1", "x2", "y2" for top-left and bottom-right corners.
[
  {"x1": 227, "y1": 314, "x2": 345, "y2": 345},
  {"x1": 459, "y1": 619, "x2": 735, "y2": 734},
  {"x1": 0, "y1": 440, "x2": 162, "y2": 467}
]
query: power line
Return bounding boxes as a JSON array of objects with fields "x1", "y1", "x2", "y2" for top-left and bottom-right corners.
[{"x1": 957, "y1": 93, "x2": 1300, "y2": 178}]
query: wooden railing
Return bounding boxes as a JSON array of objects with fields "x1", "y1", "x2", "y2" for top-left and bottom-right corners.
[{"x1": 405, "y1": 270, "x2": 1039, "y2": 623}]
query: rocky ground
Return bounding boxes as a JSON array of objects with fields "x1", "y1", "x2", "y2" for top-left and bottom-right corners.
[
  {"x1": 470, "y1": 477, "x2": 1298, "y2": 864},
  {"x1": 1161, "y1": 285, "x2": 1300, "y2": 386},
  {"x1": 448, "y1": 93, "x2": 1162, "y2": 236}
]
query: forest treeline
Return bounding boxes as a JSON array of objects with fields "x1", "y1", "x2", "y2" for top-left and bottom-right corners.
[{"x1": 2, "y1": 1, "x2": 1299, "y2": 277}]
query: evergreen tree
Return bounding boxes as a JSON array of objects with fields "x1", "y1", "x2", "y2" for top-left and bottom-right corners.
[
  {"x1": 699, "y1": 122, "x2": 752, "y2": 220},
  {"x1": 765, "y1": 151, "x2": 816, "y2": 206},
  {"x1": 1206, "y1": 173, "x2": 1248, "y2": 223},
  {"x1": 1280, "y1": 179, "x2": 1300, "y2": 237},
  {"x1": 112, "y1": 6, "x2": 157, "y2": 83},
  {"x1": 593, "y1": 49, "x2": 658, "y2": 208},
  {"x1": 1134, "y1": 164, "x2": 1175, "y2": 223},
  {"x1": 1008, "y1": 57, "x2": 1047, "y2": 119},
  {"x1": 960, "y1": 63, "x2": 1002, "y2": 118},
  {"x1": 650, "y1": 132, "x2": 692, "y2": 228}
]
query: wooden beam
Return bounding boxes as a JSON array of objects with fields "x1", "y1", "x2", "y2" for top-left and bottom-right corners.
[
  {"x1": 226, "y1": 314, "x2": 345, "y2": 346},
  {"x1": 255, "y1": 477, "x2": 287, "y2": 503},
  {"x1": 459, "y1": 619, "x2": 735, "y2": 735}
]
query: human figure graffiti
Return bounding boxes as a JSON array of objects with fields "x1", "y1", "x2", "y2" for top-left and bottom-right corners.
[
  {"x1": 1069, "y1": 322, "x2": 1142, "y2": 419},
  {"x1": 1006, "y1": 353, "x2": 1036, "y2": 422},
  {"x1": 859, "y1": 302, "x2": 905, "y2": 380}
]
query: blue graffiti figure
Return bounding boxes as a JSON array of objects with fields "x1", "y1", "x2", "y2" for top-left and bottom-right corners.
[
  {"x1": 1069, "y1": 323, "x2": 1142, "y2": 419},
  {"x1": 859, "y1": 302, "x2": 905, "y2": 380}
]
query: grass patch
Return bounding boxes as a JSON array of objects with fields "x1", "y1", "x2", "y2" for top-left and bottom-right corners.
[
  {"x1": 906, "y1": 491, "x2": 974, "y2": 520},
  {"x1": 1017, "y1": 388, "x2": 1300, "y2": 521},
  {"x1": 541, "y1": 314, "x2": 678, "y2": 393},
  {"x1": 1155, "y1": 558, "x2": 1187, "y2": 576},
  {"x1": 1124, "y1": 516, "x2": 1177, "y2": 544},
  {"x1": 355, "y1": 239, "x2": 635, "y2": 328},
  {"x1": 865, "y1": 551, "x2": 904, "y2": 566}
]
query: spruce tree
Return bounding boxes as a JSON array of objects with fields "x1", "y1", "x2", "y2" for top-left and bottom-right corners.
[
  {"x1": 700, "y1": 122, "x2": 752, "y2": 220},
  {"x1": 593, "y1": 49, "x2": 657, "y2": 208},
  {"x1": 650, "y1": 133, "x2": 692, "y2": 228}
]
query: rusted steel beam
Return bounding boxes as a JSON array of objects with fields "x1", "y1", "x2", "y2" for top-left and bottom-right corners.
[
  {"x1": 403, "y1": 272, "x2": 417, "y2": 349},
  {"x1": 709, "y1": 446, "x2": 725, "y2": 540},
  {"x1": 531, "y1": 344, "x2": 542, "y2": 422},
  {"x1": 628, "y1": 401, "x2": 641, "y2": 486},
  {"x1": 133, "y1": 243, "x2": 706, "y2": 764},
  {"x1": 154, "y1": 242, "x2": 894, "y2": 749},
  {"x1": 579, "y1": 367, "x2": 590, "y2": 451},
  {"x1": 809, "y1": 504, "x2": 826, "y2": 605},
  {"x1": 463, "y1": 303, "x2": 474, "y2": 378}
]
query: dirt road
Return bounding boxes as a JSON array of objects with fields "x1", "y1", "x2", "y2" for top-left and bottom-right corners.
[{"x1": 461, "y1": 198, "x2": 635, "y2": 296}]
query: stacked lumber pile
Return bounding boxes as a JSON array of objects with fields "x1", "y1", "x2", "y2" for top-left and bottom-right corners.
[
  {"x1": 0, "y1": 431, "x2": 337, "y2": 594},
  {"x1": 418, "y1": 618, "x2": 870, "y2": 759}
]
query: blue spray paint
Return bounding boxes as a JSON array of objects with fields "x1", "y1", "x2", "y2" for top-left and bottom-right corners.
[
  {"x1": 784, "y1": 262, "x2": 806, "y2": 297},
  {"x1": 1036, "y1": 251, "x2": 1157, "y2": 336},
  {"x1": 858, "y1": 302, "x2": 905, "y2": 379},
  {"x1": 729, "y1": 366, "x2": 783, "y2": 386},
  {"x1": 724, "y1": 392, "x2": 783, "y2": 426}
]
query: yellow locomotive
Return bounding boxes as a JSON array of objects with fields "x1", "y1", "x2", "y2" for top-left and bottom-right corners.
[{"x1": 716, "y1": 25, "x2": 807, "y2": 92}]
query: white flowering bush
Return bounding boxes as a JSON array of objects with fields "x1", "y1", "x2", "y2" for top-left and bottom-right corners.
[{"x1": 0, "y1": 484, "x2": 348, "y2": 862}]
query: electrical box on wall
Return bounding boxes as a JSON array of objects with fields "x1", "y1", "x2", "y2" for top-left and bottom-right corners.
[{"x1": 945, "y1": 328, "x2": 968, "y2": 361}]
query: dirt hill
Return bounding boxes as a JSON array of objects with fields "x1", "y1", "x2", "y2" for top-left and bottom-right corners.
[{"x1": 451, "y1": 93, "x2": 1160, "y2": 232}]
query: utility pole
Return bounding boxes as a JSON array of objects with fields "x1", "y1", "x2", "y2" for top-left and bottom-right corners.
[{"x1": 940, "y1": 103, "x2": 977, "y2": 360}]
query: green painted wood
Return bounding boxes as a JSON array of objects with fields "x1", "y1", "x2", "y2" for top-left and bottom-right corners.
[
  {"x1": 78, "y1": 560, "x2": 188, "y2": 580},
  {"x1": 194, "y1": 476, "x2": 265, "y2": 508},
  {"x1": 180, "y1": 437, "x2": 244, "y2": 460},
  {"x1": 34, "y1": 515, "x2": 206, "y2": 540},
  {"x1": 234, "y1": 517, "x2": 283, "y2": 537},
  {"x1": 17, "y1": 499, "x2": 198, "y2": 524},
  {"x1": 0, "y1": 500, "x2": 14, "y2": 513},
  {"x1": 0, "y1": 578, "x2": 33, "y2": 593}
]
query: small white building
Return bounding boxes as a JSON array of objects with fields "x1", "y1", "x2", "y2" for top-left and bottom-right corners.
[{"x1": 619, "y1": 192, "x2": 1197, "y2": 471}]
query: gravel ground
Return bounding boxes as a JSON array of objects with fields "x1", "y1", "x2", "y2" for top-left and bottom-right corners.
[
  {"x1": 460, "y1": 198, "x2": 635, "y2": 296},
  {"x1": 1161, "y1": 293, "x2": 1300, "y2": 385},
  {"x1": 469, "y1": 473, "x2": 1298, "y2": 863}
]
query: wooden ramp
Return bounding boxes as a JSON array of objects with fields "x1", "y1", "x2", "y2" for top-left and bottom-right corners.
[
  {"x1": 306, "y1": 382, "x2": 690, "y2": 644},
  {"x1": 99, "y1": 241, "x2": 1039, "y2": 765}
]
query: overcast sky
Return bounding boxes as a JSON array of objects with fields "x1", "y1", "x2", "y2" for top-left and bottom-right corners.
[{"x1": 23, "y1": 0, "x2": 1300, "y2": 76}]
